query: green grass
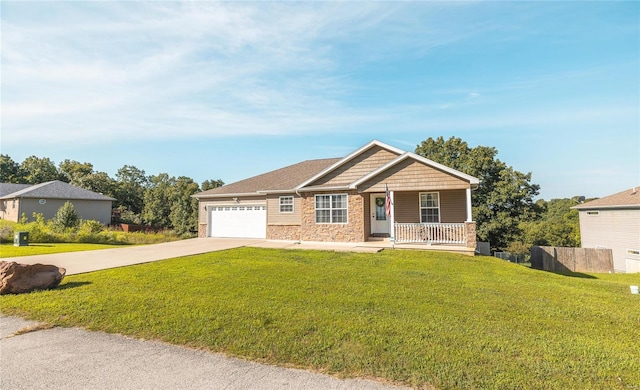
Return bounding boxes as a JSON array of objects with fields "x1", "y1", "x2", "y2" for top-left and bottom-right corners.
[
  {"x1": 0, "y1": 242, "x2": 125, "y2": 258},
  {"x1": 1, "y1": 248, "x2": 638, "y2": 389}
]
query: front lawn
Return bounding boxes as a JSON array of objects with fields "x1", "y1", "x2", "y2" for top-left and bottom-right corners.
[
  {"x1": 0, "y1": 243, "x2": 123, "y2": 258},
  {"x1": 1, "y1": 248, "x2": 638, "y2": 389}
]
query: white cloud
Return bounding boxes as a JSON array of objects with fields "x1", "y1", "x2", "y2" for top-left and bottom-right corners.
[
  {"x1": 1, "y1": 1, "x2": 637, "y2": 152},
  {"x1": 3, "y1": 2, "x2": 397, "y2": 145}
]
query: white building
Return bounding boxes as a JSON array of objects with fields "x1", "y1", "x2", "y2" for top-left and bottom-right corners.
[{"x1": 573, "y1": 187, "x2": 640, "y2": 273}]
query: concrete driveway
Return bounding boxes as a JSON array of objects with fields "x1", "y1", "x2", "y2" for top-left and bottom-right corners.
[
  {"x1": 1, "y1": 238, "x2": 265, "y2": 275},
  {"x1": 2, "y1": 238, "x2": 384, "y2": 275}
]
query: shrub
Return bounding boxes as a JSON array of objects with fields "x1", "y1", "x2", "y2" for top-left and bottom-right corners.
[
  {"x1": 1, "y1": 214, "x2": 181, "y2": 245},
  {"x1": 79, "y1": 220, "x2": 104, "y2": 234},
  {"x1": 0, "y1": 220, "x2": 16, "y2": 243},
  {"x1": 15, "y1": 213, "x2": 60, "y2": 243},
  {"x1": 52, "y1": 201, "x2": 80, "y2": 232}
]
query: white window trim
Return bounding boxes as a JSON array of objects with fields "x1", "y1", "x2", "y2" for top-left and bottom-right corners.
[
  {"x1": 315, "y1": 194, "x2": 348, "y2": 224},
  {"x1": 419, "y1": 192, "x2": 441, "y2": 223},
  {"x1": 279, "y1": 196, "x2": 294, "y2": 213}
]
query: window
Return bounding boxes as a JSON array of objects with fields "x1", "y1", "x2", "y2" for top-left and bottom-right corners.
[
  {"x1": 420, "y1": 192, "x2": 440, "y2": 223},
  {"x1": 315, "y1": 194, "x2": 347, "y2": 224},
  {"x1": 279, "y1": 196, "x2": 294, "y2": 213}
]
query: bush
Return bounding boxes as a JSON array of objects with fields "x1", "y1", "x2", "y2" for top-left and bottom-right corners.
[
  {"x1": 79, "y1": 220, "x2": 104, "y2": 234},
  {"x1": 52, "y1": 201, "x2": 80, "y2": 232},
  {"x1": 0, "y1": 220, "x2": 17, "y2": 243},
  {"x1": 1, "y1": 212, "x2": 182, "y2": 245},
  {"x1": 15, "y1": 213, "x2": 61, "y2": 243}
]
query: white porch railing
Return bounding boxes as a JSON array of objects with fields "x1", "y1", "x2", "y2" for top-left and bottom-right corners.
[{"x1": 394, "y1": 223, "x2": 466, "y2": 244}]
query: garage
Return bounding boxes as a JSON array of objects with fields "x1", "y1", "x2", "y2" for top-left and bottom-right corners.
[{"x1": 209, "y1": 205, "x2": 266, "y2": 239}]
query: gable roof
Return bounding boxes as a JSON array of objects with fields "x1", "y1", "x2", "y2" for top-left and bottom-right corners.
[
  {"x1": 573, "y1": 187, "x2": 640, "y2": 210},
  {"x1": 0, "y1": 181, "x2": 115, "y2": 201},
  {"x1": 194, "y1": 140, "x2": 481, "y2": 198},
  {"x1": 194, "y1": 158, "x2": 342, "y2": 197},
  {"x1": 296, "y1": 140, "x2": 405, "y2": 189},
  {"x1": 350, "y1": 151, "x2": 480, "y2": 189},
  {"x1": 0, "y1": 183, "x2": 32, "y2": 197}
]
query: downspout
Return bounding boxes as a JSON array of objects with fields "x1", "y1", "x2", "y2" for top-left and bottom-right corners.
[
  {"x1": 18, "y1": 196, "x2": 23, "y2": 223},
  {"x1": 295, "y1": 189, "x2": 302, "y2": 243}
]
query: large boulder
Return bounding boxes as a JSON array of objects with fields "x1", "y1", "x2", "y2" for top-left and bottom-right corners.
[{"x1": 0, "y1": 261, "x2": 66, "y2": 295}]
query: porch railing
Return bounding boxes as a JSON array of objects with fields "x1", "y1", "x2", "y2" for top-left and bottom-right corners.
[{"x1": 394, "y1": 223, "x2": 466, "y2": 244}]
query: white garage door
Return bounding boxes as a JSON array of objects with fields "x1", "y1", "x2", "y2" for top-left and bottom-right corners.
[{"x1": 209, "y1": 205, "x2": 266, "y2": 239}]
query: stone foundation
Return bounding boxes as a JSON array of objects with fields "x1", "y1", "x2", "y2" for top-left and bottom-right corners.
[
  {"x1": 267, "y1": 225, "x2": 302, "y2": 241},
  {"x1": 198, "y1": 223, "x2": 207, "y2": 238},
  {"x1": 465, "y1": 222, "x2": 477, "y2": 249}
]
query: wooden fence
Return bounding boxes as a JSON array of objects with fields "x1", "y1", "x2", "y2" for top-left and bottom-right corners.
[{"x1": 530, "y1": 246, "x2": 613, "y2": 273}]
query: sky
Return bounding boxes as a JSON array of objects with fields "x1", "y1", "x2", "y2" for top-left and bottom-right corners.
[{"x1": 1, "y1": 1, "x2": 638, "y2": 200}]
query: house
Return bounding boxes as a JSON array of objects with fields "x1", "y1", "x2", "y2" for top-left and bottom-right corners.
[
  {"x1": 572, "y1": 187, "x2": 640, "y2": 273},
  {"x1": 0, "y1": 181, "x2": 115, "y2": 225},
  {"x1": 194, "y1": 140, "x2": 480, "y2": 254}
]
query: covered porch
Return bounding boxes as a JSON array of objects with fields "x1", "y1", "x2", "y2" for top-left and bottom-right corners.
[{"x1": 364, "y1": 189, "x2": 476, "y2": 252}]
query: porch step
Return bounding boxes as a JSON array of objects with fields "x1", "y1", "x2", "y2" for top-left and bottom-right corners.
[{"x1": 367, "y1": 236, "x2": 390, "y2": 242}]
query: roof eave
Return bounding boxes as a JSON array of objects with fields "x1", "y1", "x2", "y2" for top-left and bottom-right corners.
[
  {"x1": 572, "y1": 205, "x2": 640, "y2": 210},
  {"x1": 0, "y1": 195, "x2": 115, "y2": 201},
  {"x1": 256, "y1": 189, "x2": 298, "y2": 195},
  {"x1": 296, "y1": 185, "x2": 351, "y2": 192},
  {"x1": 193, "y1": 192, "x2": 263, "y2": 199}
]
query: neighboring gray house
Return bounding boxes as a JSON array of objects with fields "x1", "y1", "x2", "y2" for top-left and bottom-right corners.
[
  {"x1": 0, "y1": 181, "x2": 115, "y2": 225},
  {"x1": 573, "y1": 187, "x2": 640, "y2": 273}
]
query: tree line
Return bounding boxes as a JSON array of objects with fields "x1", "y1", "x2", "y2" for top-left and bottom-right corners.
[
  {"x1": 0, "y1": 154, "x2": 223, "y2": 236},
  {"x1": 2, "y1": 136, "x2": 584, "y2": 251}
]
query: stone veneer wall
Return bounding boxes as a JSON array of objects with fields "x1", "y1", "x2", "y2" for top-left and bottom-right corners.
[
  {"x1": 198, "y1": 223, "x2": 207, "y2": 238},
  {"x1": 465, "y1": 222, "x2": 477, "y2": 249},
  {"x1": 267, "y1": 225, "x2": 302, "y2": 241},
  {"x1": 299, "y1": 190, "x2": 365, "y2": 243}
]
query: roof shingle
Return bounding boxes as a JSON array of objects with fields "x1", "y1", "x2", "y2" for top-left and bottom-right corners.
[
  {"x1": 0, "y1": 181, "x2": 115, "y2": 201},
  {"x1": 0, "y1": 183, "x2": 32, "y2": 197},
  {"x1": 574, "y1": 187, "x2": 640, "y2": 210},
  {"x1": 195, "y1": 158, "x2": 342, "y2": 197}
]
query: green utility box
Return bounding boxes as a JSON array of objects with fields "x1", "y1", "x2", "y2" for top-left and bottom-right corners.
[{"x1": 14, "y1": 232, "x2": 29, "y2": 247}]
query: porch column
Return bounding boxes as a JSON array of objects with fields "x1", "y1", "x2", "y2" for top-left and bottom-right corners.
[
  {"x1": 389, "y1": 190, "x2": 395, "y2": 247},
  {"x1": 465, "y1": 188, "x2": 473, "y2": 222}
]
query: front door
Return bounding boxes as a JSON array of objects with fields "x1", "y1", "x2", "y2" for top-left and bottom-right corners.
[{"x1": 370, "y1": 193, "x2": 390, "y2": 235}]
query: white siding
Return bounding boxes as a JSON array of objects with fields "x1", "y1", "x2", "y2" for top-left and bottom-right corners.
[{"x1": 579, "y1": 208, "x2": 640, "y2": 272}]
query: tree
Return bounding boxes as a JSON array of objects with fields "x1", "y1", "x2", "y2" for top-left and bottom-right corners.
[
  {"x1": 58, "y1": 159, "x2": 94, "y2": 185},
  {"x1": 201, "y1": 179, "x2": 224, "y2": 191},
  {"x1": 115, "y1": 165, "x2": 148, "y2": 215},
  {"x1": 52, "y1": 201, "x2": 80, "y2": 231},
  {"x1": 80, "y1": 172, "x2": 118, "y2": 199},
  {"x1": 415, "y1": 136, "x2": 541, "y2": 251},
  {"x1": 142, "y1": 173, "x2": 176, "y2": 227},
  {"x1": 518, "y1": 198, "x2": 581, "y2": 248},
  {"x1": 0, "y1": 154, "x2": 23, "y2": 183},
  {"x1": 170, "y1": 176, "x2": 201, "y2": 236},
  {"x1": 20, "y1": 156, "x2": 61, "y2": 184}
]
